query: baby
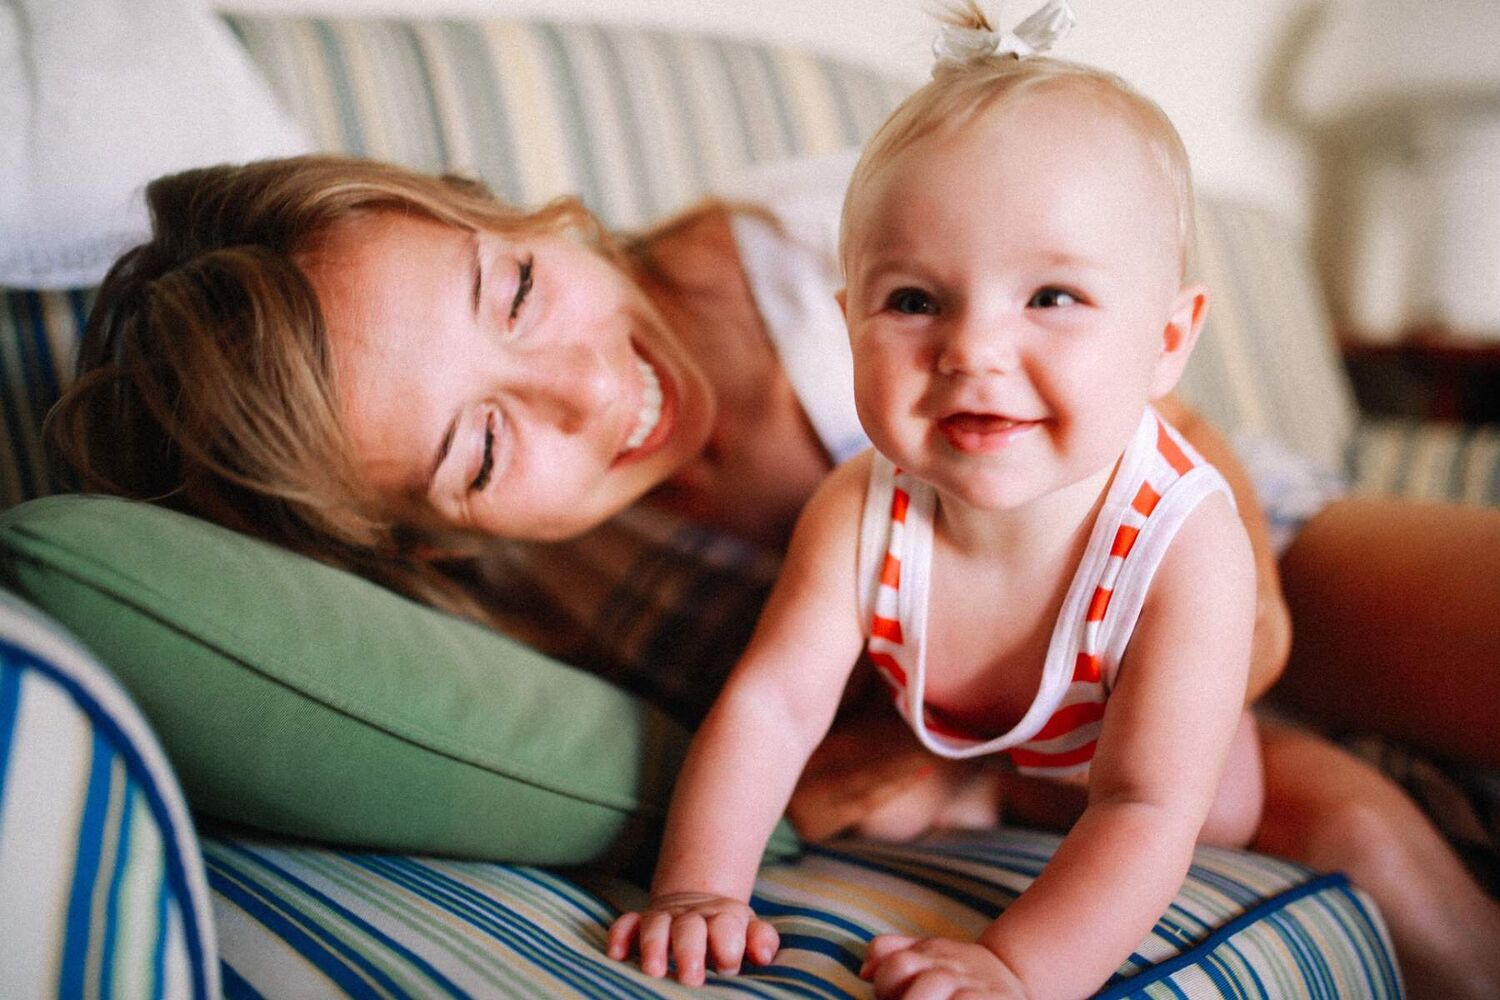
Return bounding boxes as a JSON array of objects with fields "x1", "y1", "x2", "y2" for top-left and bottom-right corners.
[{"x1": 608, "y1": 3, "x2": 1264, "y2": 996}]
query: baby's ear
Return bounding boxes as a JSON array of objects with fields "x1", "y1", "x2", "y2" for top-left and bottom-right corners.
[
  {"x1": 1150, "y1": 283, "x2": 1209, "y2": 398},
  {"x1": 834, "y1": 287, "x2": 848, "y2": 318}
]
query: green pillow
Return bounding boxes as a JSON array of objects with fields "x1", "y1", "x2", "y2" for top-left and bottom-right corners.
[{"x1": 0, "y1": 494, "x2": 800, "y2": 867}]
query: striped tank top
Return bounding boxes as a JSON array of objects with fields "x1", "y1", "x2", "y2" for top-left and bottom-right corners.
[{"x1": 856, "y1": 406, "x2": 1235, "y2": 777}]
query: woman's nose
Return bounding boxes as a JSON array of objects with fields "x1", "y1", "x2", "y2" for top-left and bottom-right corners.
[
  {"x1": 936, "y1": 310, "x2": 1020, "y2": 376},
  {"x1": 509, "y1": 342, "x2": 618, "y2": 433}
]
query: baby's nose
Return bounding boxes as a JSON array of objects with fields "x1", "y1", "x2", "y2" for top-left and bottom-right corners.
[{"x1": 937, "y1": 314, "x2": 1020, "y2": 376}]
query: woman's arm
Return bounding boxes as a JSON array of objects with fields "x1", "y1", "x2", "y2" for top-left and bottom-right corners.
[
  {"x1": 607, "y1": 455, "x2": 871, "y2": 984},
  {"x1": 1273, "y1": 496, "x2": 1500, "y2": 770}
]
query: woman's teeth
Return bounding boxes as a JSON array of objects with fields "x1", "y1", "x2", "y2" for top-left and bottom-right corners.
[{"x1": 624, "y1": 356, "x2": 663, "y2": 451}]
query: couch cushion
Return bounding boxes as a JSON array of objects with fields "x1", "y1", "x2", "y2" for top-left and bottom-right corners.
[
  {"x1": 225, "y1": 14, "x2": 910, "y2": 230},
  {"x1": 0, "y1": 494, "x2": 799, "y2": 865},
  {"x1": 0, "y1": 589, "x2": 218, "y2": 998},
  {"x1": 206, "y1": 828, "x2": 1401, "y2": 999},
  {"x1": 1181, "y1": 198, "x2": 1358, "y2": 471}
]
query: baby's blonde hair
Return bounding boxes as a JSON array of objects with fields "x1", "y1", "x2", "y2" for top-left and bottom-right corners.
[{"x1": 840, "y1": 4, "x2": 1196, "y2": 278}]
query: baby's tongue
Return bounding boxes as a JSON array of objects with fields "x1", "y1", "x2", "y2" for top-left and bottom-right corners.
[{"x1": 941, "y1": 413, "x2": 1018, "y2": 433}]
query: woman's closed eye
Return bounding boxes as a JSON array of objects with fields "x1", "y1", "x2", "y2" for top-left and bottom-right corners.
[
  {"x1": 471, "y1": 412, "x2": 496, "y2": 493},
  {"x1": 1028, "y1": 286, "x2": 1081, "y2": 309},
  {"x1": 884, "y1": 287, "x2": 938, "y2": 315},
  {"x1": 509, "y1": 254, "x2": 534, "y2": 324}
]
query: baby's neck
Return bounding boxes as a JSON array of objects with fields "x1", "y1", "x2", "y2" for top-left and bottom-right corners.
[{"x1": 934, "y1": 462, "x2": 1116, "y2": 563}]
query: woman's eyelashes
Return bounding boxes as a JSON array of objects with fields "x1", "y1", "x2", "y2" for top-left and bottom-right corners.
[
  {"x1": 470, "y1": 412, "x2": 496, "y2": 493},
  {"x1": 508, "y1": 254, "x2": 534, "y2": 324}
]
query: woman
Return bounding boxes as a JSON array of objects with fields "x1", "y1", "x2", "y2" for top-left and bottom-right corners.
[{"x1": 48, "y1": 155, "x2": 1500, "y2": 996}]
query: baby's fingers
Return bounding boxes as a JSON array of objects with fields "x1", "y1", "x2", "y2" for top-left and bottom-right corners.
[
  {"x1": 636, "y1": 911, "x2": 676, "y2": 978},
  {"x1": 860, "y1": 934, "x2": 919, "y2": 978},
  {"x1": 605, "y1": 912, "x2": 641, "y2": 961},
  {"x1": 747, "y1": 918, "x2": 781, "y2": 967},
  {"x1": 670, "y1": 913, "x2": 710, "y2": 986}
]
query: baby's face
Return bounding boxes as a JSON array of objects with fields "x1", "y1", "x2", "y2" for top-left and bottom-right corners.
[{"x1": 841, "y1": 88, "x2": 1200, "y2": 513}]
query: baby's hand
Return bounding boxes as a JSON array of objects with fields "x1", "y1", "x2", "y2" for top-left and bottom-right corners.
[
  {"x1": 861, "y1": 934, "x2": 1026, "y2": 999},
  {"x1": 606, "y1": 892, "x2": 780, "y2": 986}
]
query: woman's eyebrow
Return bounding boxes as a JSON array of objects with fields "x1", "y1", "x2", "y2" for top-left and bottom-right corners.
[
  {"x1": 470, "y1": 231, "x2": 483, "y2": 316},
  {"x1": 425, "y1": 232, "x2": 484, "y2": 495},
  {"x1": 427, "y1": 419, "x2": 458, "y2": 495}
]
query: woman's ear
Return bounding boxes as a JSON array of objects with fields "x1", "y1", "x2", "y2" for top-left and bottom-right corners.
[{"x1": 1150, "y1": 283, "x2": 1209, "y2": 398}]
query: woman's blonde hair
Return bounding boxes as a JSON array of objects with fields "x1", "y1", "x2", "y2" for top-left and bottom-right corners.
[
  {"x1": 840, "y1": 3, "x2": 1196, "y2": 277},
  {"x1": 46, "y1": 155, "x2": 613, "y2": 620}
]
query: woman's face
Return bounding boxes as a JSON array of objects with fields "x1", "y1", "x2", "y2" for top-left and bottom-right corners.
[{"x1": 309, "y1": 211, "x2": 716, "y2": 542}]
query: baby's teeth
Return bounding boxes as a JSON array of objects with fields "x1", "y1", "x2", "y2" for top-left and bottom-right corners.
[{"x1": 625, "y1": 357, "x2": 663, "y2": 451}]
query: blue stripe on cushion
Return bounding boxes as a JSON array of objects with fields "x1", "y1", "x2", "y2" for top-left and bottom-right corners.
[
  {"x1": 0, "y1": 663, "x2": 19, "y2": 803},
  {"x1": 316, "y1": 21, "x2": 367, "y2": 155},
  {"x1": 537, "y1": 24, "x2": 606, "y2": 218},
  {"x1": 208, "y1": 846, "x2": 459, "y2": 998},
  {"x1": 648, "y1": 33, "x2": 710, "y2": 194},
  {"x1": 397, "y1": 22, "x2": 451, "y2": 166},
  {"x1": 61, "y1": 730, "x2": 113, "y2": 998},
  {"x1": 1095, "y1": 873, "x2": 1376, "y2": 999},
  {"x1": 1327, "y1": 884, "x2": 1403, "y2": 998},
  {"x1": 221, "y1": 963, "x2": 267, "y2": 1000},
  {"x1": 351, "y1": 853, "x2": 656, "y2": 999},
  {"x1": 0, "y1": 636, "x2": 213, "y2": 999},
  {"x1": 99, "y1": 786, "x2": 135, "y2": 998},
  {"x1": 808, "y1": 842, "x2": 1013, "y2": 914},
  {"x1": 154, "y1": 825, "x2": 174, "y2": 1000},
  {"x1": 440, "y1": 22, "x2": 524, "y2": 206}
]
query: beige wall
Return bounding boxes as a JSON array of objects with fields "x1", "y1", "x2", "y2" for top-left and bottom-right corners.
[{"x1": 217, "y1": 0, "x2": 1315, "y2": 228}]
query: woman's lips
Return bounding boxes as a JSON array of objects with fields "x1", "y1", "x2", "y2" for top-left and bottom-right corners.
[{"x1": 938, "y1": 412, "x2": 1039, "y2": 453}]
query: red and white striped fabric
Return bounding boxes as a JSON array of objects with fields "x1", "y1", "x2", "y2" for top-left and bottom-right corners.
[{"x1": 856, "y1": 406, "x2": 1234, "y2": 777}]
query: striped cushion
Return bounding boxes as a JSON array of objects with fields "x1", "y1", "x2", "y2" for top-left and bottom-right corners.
[
  {"x1": 225, "y1": 15, "x2": 910, "y2": 230},
  {"x1": 1351, "y1": 417, "x2": 1500, "y2": 505},
  {"x1": 207, "y1": 828, "x2": 1400, "y2": 999},
  {"x1": 0, "y1": 591, "x2": 217, "y2": 999},
  {"x1": 1180, "y1": 199, "x2": 1358, "y2": 474}
]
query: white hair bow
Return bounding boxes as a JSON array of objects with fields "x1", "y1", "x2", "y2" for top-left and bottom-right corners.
[{"x1": 931, "y1": 0, "x2": 1077, "y2": 72}]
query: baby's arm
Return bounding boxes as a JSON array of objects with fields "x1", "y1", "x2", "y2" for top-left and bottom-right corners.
[
  {"x1": 864, "y1": 492, "x2": 1259, "y2": 1000},
  {"x1": 607, "y1": 454, "x2": 872, "y2": 985}
]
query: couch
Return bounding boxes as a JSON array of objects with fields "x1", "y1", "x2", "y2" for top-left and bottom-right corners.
[{"x1": 4, "y1": 9, "x2": 1496, "y2": 998}]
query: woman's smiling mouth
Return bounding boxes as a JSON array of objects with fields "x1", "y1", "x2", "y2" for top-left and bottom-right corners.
[{"x1": 615, "y1": 348, "x2": 673, "y2": 464}]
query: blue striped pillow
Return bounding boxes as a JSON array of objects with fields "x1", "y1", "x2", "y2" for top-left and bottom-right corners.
[
  {"x1": 0, "y1": 591, "x2": 217, "y2": 999},
  {"x1": 207, "y1": 829, "x2": 1402, "y2": 998}
]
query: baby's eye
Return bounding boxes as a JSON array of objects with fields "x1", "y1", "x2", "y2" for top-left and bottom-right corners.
[
  {"x1": 1028, "y1": 287, "x2": 1079, "y2": 309},
  {"x1": 884, "y1": 288, "x2": 937, "y2": 315}
]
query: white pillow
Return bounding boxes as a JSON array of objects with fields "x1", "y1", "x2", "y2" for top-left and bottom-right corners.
[{"x1": 0, "y1": 0, "x2": 310, "y2": 289}]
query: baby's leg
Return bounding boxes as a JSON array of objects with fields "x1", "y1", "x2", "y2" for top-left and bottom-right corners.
[
  {"x1": 1197, "y1": 711, "x2": 1264, "y2": 848},
  {"x1": 1255, "y1": 720, "x2": 1500, "y2": 1000},
  {"x1": 851, "y1": 761, "x2": 1004, "y2": 841}
]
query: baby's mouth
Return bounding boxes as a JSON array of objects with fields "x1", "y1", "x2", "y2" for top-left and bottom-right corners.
[{"x1": 938, "y1": 412, "x2": 1039, "y2": 452}]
